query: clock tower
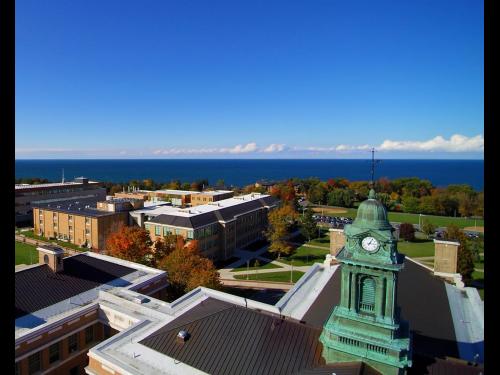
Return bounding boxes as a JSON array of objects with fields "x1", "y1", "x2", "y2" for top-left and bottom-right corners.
[{"x1": 320, "y1": 189, "x2": 411, "y2": 374}]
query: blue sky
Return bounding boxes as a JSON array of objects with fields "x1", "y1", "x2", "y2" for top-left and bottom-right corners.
[{"x1": 15, "y1": 0, "x2": 483, "y2": 159}]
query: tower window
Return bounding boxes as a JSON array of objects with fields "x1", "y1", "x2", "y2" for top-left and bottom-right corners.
[{"x1": 359, "y1": 277, "x2": 376, "y2": 312}]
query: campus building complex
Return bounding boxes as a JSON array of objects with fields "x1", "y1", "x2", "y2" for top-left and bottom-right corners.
[
  {"x1": 15, "y1": 191, "x2": 483, "y2": 375},
  {"x1": 114, "y1": 189, "x2": 196, "y2": 207},
  {"x1": 32, "y1": 198, "x2": 144, "y2": 251},
  {"x1": 15, "y1": 177, "x2": 106, "y2": 224},
  {"x1": 133, "y1": 193, "x2": 278, "y2": 260}
]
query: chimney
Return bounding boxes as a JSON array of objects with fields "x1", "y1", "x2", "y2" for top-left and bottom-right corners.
[
  {"x1": 37, "y1": 245, "x2": 64, "y2": 273},
  {"x1": 329, "y1": 228, "x2": 346, "y2": 258}
]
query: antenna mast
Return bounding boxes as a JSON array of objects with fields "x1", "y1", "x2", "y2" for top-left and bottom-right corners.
[{"x1": 369, "y1": 148, "x2": 381, "y2": 188}]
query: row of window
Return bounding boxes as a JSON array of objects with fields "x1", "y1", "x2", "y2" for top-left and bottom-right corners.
[
  {"x1": 38, "y1": 212, "x2": 91, "y2": 224},
  {"x1": 18, "y1": 325, "x2": 95, "y2": 375}
]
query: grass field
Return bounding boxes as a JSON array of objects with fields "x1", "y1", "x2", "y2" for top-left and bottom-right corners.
[
  {"x1": 310, "y1": 205, "x2": 484, "y2": 229},
  {"x1": 231, "y1": 260, "x2": 283, "y2": 272},
  {"x1": 263, "y1": 245, "x2": 330, "y2": 267},
  {"x1": 397, "y1": 238, "x2": 436, "y2": 258},
  {"x1": 15, "y1": 241, "x2": 38, "y2": 265},
  {"x1": 234, "y1": 271, "x2": 305, "y2": 283}
]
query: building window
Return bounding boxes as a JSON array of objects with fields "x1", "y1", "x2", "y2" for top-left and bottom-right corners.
[
  {"x1": 43, "y1": 255, "x2": 49, "y2": 264},
  {"x1": 49, "y1": 342, "x2": 60, "y2": 364},
  {"x1": 359, "y1": 277, "x2": 376, "y2": 312},
  {"x1": 163, "y1": 226, "x2": 171, "y2": 236},
  {"x1": 155, "y1": 226, "x2": 161, "y2": 236},
  {"x1": 175, "y1": 229, "x2": 181, "y2": 235},
  {"x1": 28, "y1": 352, "x2": 41, "y2": 374},
  {"x1": 85, "y1": 228, "x2": 90, "y2": 235},
  {"x1": 68, "y1": 333, "x2": 78, "y2": 353},
  {"x1": 145, "y1": 224, "x2": 150, "y2": 231},
  {"x1": 68, "y1": 215, "x2": 73, "y2": 221},
  {"x1": 85, "y1": 217, "x2": 90, "y2": 225},
  {"x1": 85, "y1": 325, "x2": 94, "y2": 344},
  {"x1": 187, "y1": 230, "x2": 194, "y2": 239}
]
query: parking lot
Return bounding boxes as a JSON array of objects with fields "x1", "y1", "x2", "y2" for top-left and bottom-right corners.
[{"x1": 312, "y1": 214, "x2": 353, "y2": 228}]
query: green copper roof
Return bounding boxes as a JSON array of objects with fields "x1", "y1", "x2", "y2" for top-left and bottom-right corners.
[{"x1": 352, "y1": 189, "x2": 392, "y2": 231}]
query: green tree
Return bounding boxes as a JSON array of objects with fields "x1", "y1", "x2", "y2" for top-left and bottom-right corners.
[
  {"x1": 300, "y1": 208, "x2": 318, "y2": 241},
  {"x1": 307, "y1": 183, "x2": 327, "y2": 205},
  {"x1": 265, "y1": 204, "x2": 299, "y2": 259},
  {"x1": 421, "y1": 219, "x2": 436, "y2": 239},
  {"x1": 443, "y1": 225, "x2": 475, "y2": 283},
  {"x1": 402, "y1": 195, "x2": 420, "y2": 213}
]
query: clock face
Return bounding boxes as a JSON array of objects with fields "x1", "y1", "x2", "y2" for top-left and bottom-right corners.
[{"x1": 361, "y1": 236, "x2": 379, "y2": 252}]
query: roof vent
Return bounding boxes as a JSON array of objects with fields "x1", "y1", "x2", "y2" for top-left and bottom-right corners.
[
  {"x1": 177, "y1": 330, "x2": 190, "y2": 342},
  {"x1": 133, "y1": 296, "x2": 149, "y2": 304}
]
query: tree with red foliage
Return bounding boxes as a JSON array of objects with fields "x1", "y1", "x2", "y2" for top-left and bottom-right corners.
[
  {"x1": 157, "y1": 239, "x2": 222, "y2": 299},
  {"x1": 106, "y1": 226, "x2": 153, "y2": 264},
  {"x1": 399, "y1": 223, "x2": 415, "y2": 241}
]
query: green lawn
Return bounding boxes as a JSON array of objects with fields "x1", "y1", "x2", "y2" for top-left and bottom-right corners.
[
  {"x1": 231, "y1": 260, "x2": 283, "y2": 272},
  {"x1": 397, "y1": 238, "x2": 436, "y2": 258},
  {"x1": 15, "y1": 241, "x2": 38, "y2": 265},
  {"x1": 312, "y1": 205, "x2": 484, "y2": 229},
  {"x1": 234, "y1": 271, "x2": 305, "y2": 283},
  {"x1": 307, "y1": 235, "x2": 330, "y2": 248},
  {"x1": 22, "y1": 230, "x2": 84, "y2": 251},
  {"x1": 264, "y1": 245, "x2": 330, "y2": 267},
  {"x1": 474, "y1": 255, "x2": 484, "y2": 270}
]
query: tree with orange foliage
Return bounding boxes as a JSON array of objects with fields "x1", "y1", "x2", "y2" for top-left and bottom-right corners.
[
  {"x1": 158, "y1": 239, "x2": 221, "y2": 299},
  {"x1": 106, "y1": 226, "x2": 152, "y2": 264}
]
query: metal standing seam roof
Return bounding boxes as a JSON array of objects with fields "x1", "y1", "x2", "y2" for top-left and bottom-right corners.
[
  {"x1": 140, "y1": 298, "x2": 327, "y2": 375},
  {"x1": 15, "y1": 254, "x2": 136, "y2": 319},
  {"x1": 139, "y1": 298, "x2": 382, "y2": 375}
]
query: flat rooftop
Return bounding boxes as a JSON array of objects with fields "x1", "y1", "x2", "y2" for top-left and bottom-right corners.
[
  {"x1": 140, "y1": 193, "x2": 274, "y2": 218},
  {"x1": 196, "y1": 189, "x2": 233, "y2": 196},
  {"x1": 15, "y1": 181, "x2": 100, "y2": 190},
  {"x1": 153, "y1": 189, "x2": 200, "y2": 195},
  {"x1": 32, "y1": 198, "x2": 119, "y2": 217}
]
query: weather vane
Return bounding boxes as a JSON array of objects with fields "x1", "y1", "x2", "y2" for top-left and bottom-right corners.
[{"x1": 369, "y1": 148, "x2": 381, "y2": 188}]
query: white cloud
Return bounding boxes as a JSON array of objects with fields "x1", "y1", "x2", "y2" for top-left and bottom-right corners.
[
  {"x1": 223, "y1": 142, "x2": 258, "y2": 154},
  {"x1": 378, "y1": 134, "x2": 484, "y2": 152},
  {"x1": 263, "y1": 144, "x2": 286, "y2": 153}
]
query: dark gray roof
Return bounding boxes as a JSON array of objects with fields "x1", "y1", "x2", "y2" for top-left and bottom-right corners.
[
  {"x1": 15, "y1": 254, "x2": 136, "y2": 319},
  {"x1": 301, "y1": 259, "x2": 459, "y2": 359},
  {"x1": 32, "y1": 198, "x2": 116, "y2": 218},
  {"x1": 140, "y1": 298, "x2": 374, "y2": 375},
  {"x1": 148, "y1": 212, "x2": 219, "y2": 228},
  {"x1": 148, "y1": 196, "x2": 279, "y2": 228}
]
